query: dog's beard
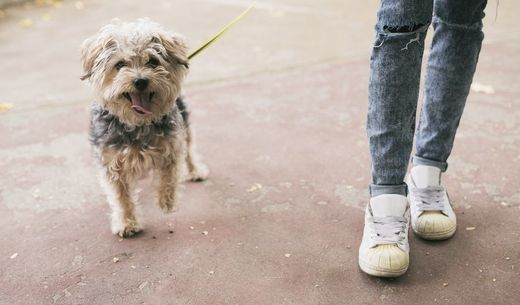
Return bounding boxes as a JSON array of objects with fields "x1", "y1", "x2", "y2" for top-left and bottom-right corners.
[{"x1": 96, "y1": 72, "x2": 181, "y2": 126}]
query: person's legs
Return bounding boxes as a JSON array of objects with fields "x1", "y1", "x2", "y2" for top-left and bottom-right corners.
[
  {"x1": 408, "y1": 0, "x2": 487, "y2": 240},
  {"x1": 360, "y1": 0, "x2": 433, "y2": 277},
  {"x1": 367, "y1": 0, "x2": 433, "y2": 197},
  {"x1": 414, "y1": 0, "x2": 488, "y2": 168}
]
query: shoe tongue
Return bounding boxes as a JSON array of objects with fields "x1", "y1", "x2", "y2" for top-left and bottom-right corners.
[
  {"x1": 411, "y1": 165, "x2": 441, "y2": 188},
  {"x1": 130, "y1": 92, "x2": 152, "y2": 114},
  {"x1": 370, "y1": 195, "x2": 407, "y2": 217}
]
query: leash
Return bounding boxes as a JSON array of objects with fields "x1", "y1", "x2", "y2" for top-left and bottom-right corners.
[{"x1": 188, "y1": 2, "x2": 255, "y2": 60}]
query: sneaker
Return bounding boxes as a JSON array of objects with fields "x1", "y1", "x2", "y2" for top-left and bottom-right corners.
[
  {"x1": 358, "y1": 194, "x2": 410, "y2": 277},
  {"x1": 407, "y1": 165, "x2": 457, "y2": 240}
]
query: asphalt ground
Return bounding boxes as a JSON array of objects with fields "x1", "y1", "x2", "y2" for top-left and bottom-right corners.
[{"x1": 0, "y1": 1, "x2": 519, "y2": 304}]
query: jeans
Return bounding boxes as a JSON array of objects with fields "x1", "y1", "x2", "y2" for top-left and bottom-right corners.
[{"x1": 367, "y1": 0, "x2": 488, "y2": 197}]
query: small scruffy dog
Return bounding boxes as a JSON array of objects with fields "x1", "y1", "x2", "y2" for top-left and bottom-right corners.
[{"x1": 80, "y1": 19, "x2": 208, "y2": 237}]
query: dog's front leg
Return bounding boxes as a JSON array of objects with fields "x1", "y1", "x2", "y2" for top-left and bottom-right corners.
[
  {"x1": 157, "y1": 160, "x2": 179, "y2": 213},
  {"x1": 184, "y1": 126, "x2": 209, "y2": 182},
  {"x1": 100, "y1": 173, "x2": 142, "y2": 237}
]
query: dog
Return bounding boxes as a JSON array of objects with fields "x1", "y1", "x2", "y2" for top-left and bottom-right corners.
[{"x1": 80, "y1": 19, "x2": 208, "y2": 237}]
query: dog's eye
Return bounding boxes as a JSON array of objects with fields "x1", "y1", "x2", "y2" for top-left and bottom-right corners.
[
  {"x1": 147, "y1": 57, "x2": 160, "y2": 68},
  {"x1": 115, "y1": 61, "x2": 126, "y2": 71}
]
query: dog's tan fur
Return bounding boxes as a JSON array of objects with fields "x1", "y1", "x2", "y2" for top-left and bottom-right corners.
[
  {"x1": 81, "y1": 20, "x2": 188, "y2": 126},
  {"x1": 81, "y1": 19, "x2": 208, "y2": 237}
]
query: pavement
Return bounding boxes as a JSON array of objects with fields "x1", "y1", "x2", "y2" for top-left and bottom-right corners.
[{"x1": 0, "y1": 0, "x2": 519, "y2": 304}]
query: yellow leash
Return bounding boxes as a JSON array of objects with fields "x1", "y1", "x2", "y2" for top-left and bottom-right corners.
[{"x1": 188, "y1": 3, "x2": 255, "y2": 60}]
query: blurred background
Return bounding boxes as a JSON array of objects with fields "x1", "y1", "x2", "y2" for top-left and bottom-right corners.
[{"x1": 0, "y1": 1, "x2": 519, "y2": 304}]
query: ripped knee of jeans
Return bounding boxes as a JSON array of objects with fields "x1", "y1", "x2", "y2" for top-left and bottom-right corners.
[
  {"x1": 374, "y1": 23, "x2": 429, "y2": 50},
  {"x1": 382, "y1": 23, "x2": 429, "y2": 35}
]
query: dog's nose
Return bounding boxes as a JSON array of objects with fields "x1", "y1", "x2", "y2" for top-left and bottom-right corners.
[{"x1": 134, "y1": 78, "x2": 149, "y2": 91}]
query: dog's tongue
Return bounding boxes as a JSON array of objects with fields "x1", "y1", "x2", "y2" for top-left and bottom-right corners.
[{"x1": 130, "y1": 93, "x2": 152, "y2": 114}]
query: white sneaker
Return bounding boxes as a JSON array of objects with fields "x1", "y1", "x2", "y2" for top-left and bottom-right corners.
[
  {"x1": 358, "y1": 194, "x2": 410, "y2": 277},
  {"x1": 407, "y1": 165, "x2": 457, "y2": 240}
]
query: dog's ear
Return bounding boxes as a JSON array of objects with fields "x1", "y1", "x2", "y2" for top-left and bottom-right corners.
[
  {"x1": 158, "y1": 34, "x2": 189, "y2": 69},
  {"x1": 80, "y1": 36, "x2": 101, "y2": 80},
  {"x1": 80, "y1": 35, "x2": 115, "y2": 81}
]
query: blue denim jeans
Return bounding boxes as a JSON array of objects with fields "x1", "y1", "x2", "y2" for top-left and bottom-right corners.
[{"x1": 367, "y1": 0, "x2": 488, "y2": 197}]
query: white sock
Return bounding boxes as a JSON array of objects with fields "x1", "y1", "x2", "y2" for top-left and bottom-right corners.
[
  {"x1": 411, "y1": 165, "x2": 441, "y2": 188},
  {"x1": 370, "y1": 194, "x2": 407, "y2": 217}
]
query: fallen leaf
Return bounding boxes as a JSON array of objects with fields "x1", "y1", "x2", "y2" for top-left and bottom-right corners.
[
  {"x1": 471, "y1": 82, "x2": 495, "y2": 94},
  {"x1": 466, "y1": 227, "x2": 476, "y2": 231},
  {"x1": 18, "y1": 18, "x2": 33, "y2": 28},
  {"x1": 138, "y1": 281, "x2": 148, "y2": 290},
  {"x1": 246, "y1": 183, "x2": 262, "y2": 192},
  {"x1": 52, "y1": 0, "x2": 63, "y2": 8},
  {"x1": 0, "y1": 103, "x2": 13, "y2": 112},
  {"x1": 72, "y1": 255, "x2": 83, "y2": 265}
]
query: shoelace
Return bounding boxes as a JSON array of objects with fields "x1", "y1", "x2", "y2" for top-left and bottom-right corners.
[
  {"x1": 411, "y1": 186, "x2": 446, "y2": 212},
  {"x1": 369, "y1": 216, "x2": 407, "y2": 245}
]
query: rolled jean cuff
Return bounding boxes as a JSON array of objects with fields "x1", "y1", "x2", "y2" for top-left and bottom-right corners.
[
  {"x1": 369, "y1": 183, "x2": 407, "y2": 197},
  {"x1": 412, "y1": 155, "x2": 448, "y2": 172}
]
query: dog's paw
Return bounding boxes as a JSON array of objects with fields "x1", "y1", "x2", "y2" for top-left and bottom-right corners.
[
  {"x1": 112, "y1": 220, "x2": 142, "y2": 238},
  {"x1": 159, "y1": 199, "x2": 178, "y2": 214},
  {"x1": 186, "y1": 163, "x2": 209, "y2": 182}
]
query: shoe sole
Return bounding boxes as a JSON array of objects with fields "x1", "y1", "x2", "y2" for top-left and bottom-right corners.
[
  {"x1": 358, "y1": 260, "x2": 408, "y2": 277},
  {"x1": 413, "y1": 225, "x2": 456, "y2": 240}
]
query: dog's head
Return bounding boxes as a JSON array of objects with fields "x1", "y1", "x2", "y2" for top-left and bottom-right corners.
[{"x1": 81, "y1": 19, "x2": 189, "y2": 125}]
